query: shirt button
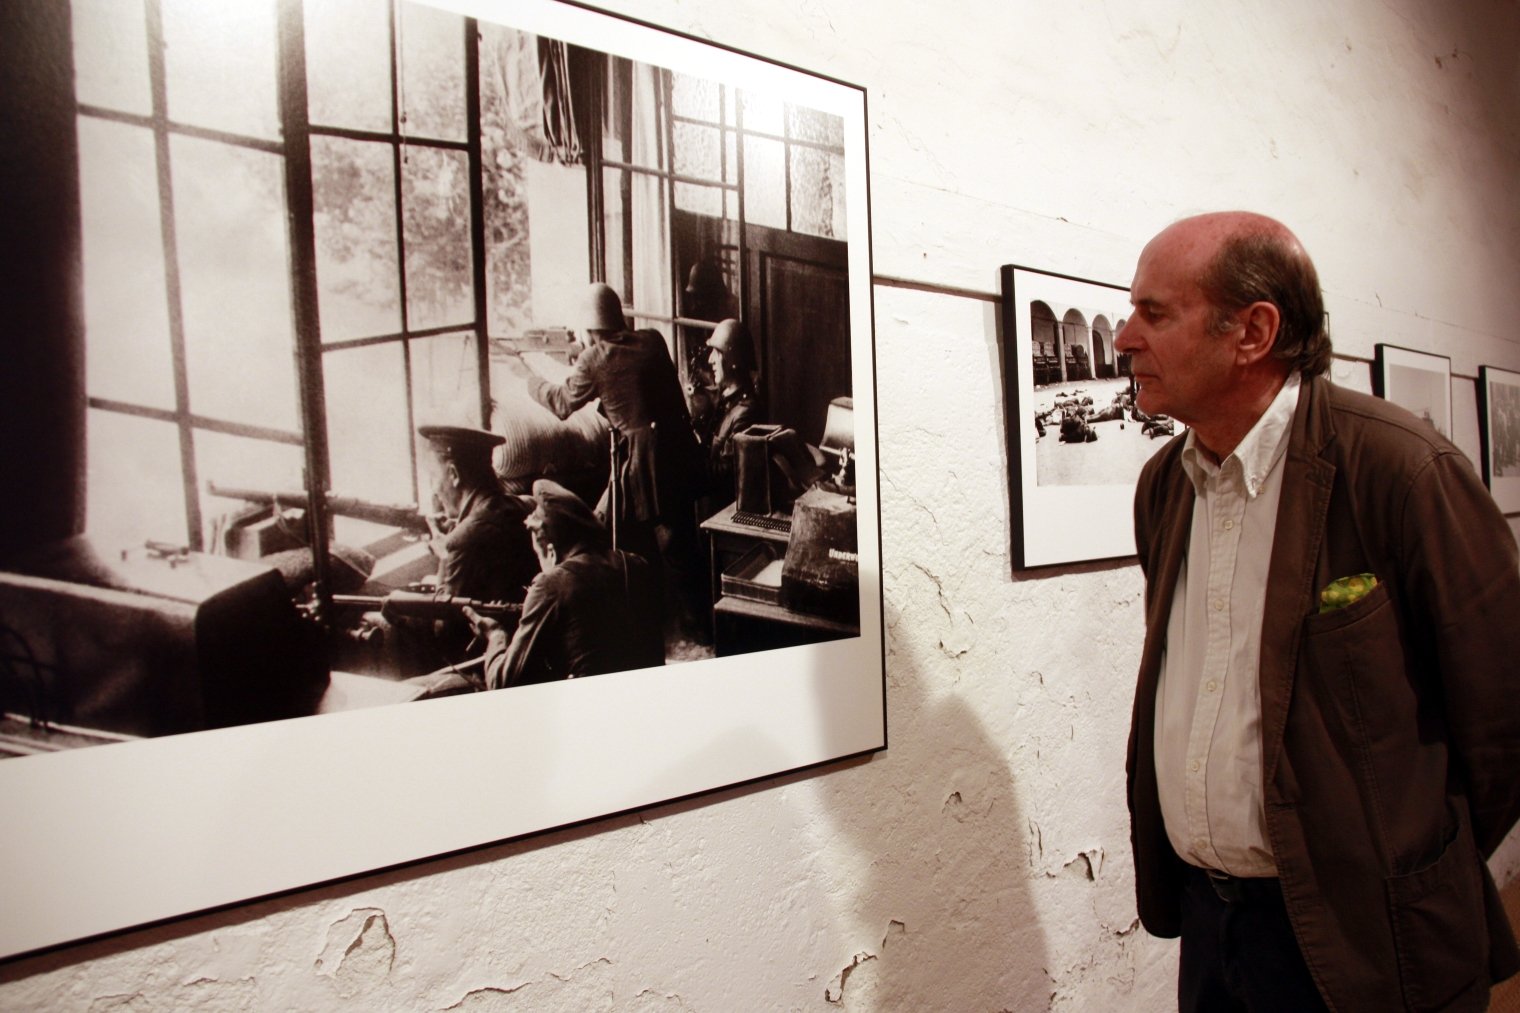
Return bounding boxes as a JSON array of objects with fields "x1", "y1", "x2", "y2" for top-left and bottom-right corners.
[
  {"x1": 1190, "y1": 760, "x2": 1200, "y2": 772},
  {"x1": 1213, "y1": 599, "x2": 1226, "y2": 611},
  {"x1": 1223, "y1": 519, "x2": 1235, "y2": 530},
  {"x1": 1205, "y1": 680, "x2": 1218, "y2": 693}
]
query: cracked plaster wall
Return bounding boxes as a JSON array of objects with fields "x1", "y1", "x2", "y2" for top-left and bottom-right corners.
[{"x1": 5, "y1": 0, "x2": 1520, "y2": 1009}]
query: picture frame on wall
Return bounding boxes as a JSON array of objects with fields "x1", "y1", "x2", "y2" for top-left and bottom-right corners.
[
  {"x1": 998, "y1": 265, "x2": 1149, "y2": 569},
  {"x1": 1, "y1": 0, "x2": 883, "y2": 960},
  {"x1": 1373, "y1": 343, "x2": 1453, "y2": 439},
  {"x1": 1478, "y1": 365, "x2": 1520, "y2": 513}
]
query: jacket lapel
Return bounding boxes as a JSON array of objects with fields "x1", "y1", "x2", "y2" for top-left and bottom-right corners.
[{"x1": 1259, "y1": 376, "x2": 1336, "y2": 787}]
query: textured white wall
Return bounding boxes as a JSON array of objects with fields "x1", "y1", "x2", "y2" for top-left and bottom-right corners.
[{"x1": 5, "y1": 0, "x2": 1520, "y2": 1008}]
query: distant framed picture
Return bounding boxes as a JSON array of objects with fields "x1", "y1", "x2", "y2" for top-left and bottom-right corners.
[
  {"x1": 1373, "y1": 344, "x2": 1452, "y2": 439},
  {"x1": 1, "y1": 0, "x2": 882, "y2": 960},
  {"x1": 1478, "y1": 365, "x2": 1520, "y2": 513},
  {"x1": 999, "y1": 265, "x2": 1151, "y2": 569}
]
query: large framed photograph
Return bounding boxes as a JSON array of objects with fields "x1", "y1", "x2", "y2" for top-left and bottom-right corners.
[
  {"x1": 1479, "y1": 365, "x2": 1520, "y2": 513},
  {"x1": 0, "y1": 0, "x2": 882, "y2": 958},
  {"x1": 1374, "y1": 343, "x2": 1452, "y2": 438},
  {"x1": 999, "y1": 265, "x2": 1149, "y2": 568}
]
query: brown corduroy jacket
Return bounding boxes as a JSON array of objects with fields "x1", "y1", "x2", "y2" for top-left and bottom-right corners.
[{"x1": 1127, "y1": 375, "x2": 1520, "y2": 1011}]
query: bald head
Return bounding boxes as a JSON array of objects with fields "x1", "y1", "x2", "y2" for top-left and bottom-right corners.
[{"x1": 1158, "y1": 211, "x2": 1331, "y2": 377}]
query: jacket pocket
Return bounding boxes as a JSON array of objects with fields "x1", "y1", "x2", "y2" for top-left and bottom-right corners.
[{"x1": 1384, "y1": 813, "x2": 1488, "y2": 1011}]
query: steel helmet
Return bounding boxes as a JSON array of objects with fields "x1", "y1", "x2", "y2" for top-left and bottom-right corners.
[
  {"x1": 580, "y1": 283, "x2": 627, "y2": 333},
  {"x1": 705, "y1": 318, "x2": 757, "y2": 377}
]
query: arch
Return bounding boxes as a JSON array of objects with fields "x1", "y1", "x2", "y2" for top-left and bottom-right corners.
[
  {"x1": 1061, "y1": 307, "x2": 1090, "y2": 382},
  {"x1": 1114, "y1": 317, "x2": 1132, "y2": 376},
  {"x1": 1091, "y1": 314, "x2": 1115, "y2": 379},
  {"x1": 1029, "y1": 301, "x2": 1060, "y2": 385}
]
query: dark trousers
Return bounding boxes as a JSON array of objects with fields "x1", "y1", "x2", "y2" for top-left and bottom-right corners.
[{"x1": 1179, "y1": 865, "x2": 1329, "y2": 1012}]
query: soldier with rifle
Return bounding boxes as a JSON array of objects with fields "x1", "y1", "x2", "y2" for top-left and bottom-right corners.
[
  {"x1": 506, "y1": 283, "x2": 708, "y2": 644},
  {"x1": 464, "y1": 478, "x2": 665, "y2": 687}
]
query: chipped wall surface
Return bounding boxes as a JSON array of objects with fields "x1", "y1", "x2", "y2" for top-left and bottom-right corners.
[{"x1": 6, "y1": 0, "x2": 1520, "y2": 1009}]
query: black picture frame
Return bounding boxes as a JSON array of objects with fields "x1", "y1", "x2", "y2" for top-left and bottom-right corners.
[
  {"x1": 1373, "y1": 343, "x2": 1453, "y2": 439},
  {"x1": 1478, "y1": 364, "x2": 1520, "y2": 513},
  {"x1": 999, "y1": 264, "x2": 1144, "y2": 569}
]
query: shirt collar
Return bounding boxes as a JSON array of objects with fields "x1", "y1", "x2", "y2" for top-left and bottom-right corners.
[{"x1": 1180, "y1": 371, "x2": 1301, "y2": 499}]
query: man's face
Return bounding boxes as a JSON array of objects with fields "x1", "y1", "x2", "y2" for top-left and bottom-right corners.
[
  {"x1": 530, "y1": 527, "x2": 558, "y2": 573},
  {"x1": 708, "y1": 346, "x2": 728, "y2": 388},
  {"x1": 1114, "y1": 224, "x2": 1238, "y2": 426},
  {"x1": 426, "y1": 452, "x2": 463, "y2": 518}
]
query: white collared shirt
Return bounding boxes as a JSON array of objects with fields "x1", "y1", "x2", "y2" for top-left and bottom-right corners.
[{"x1": 1154, "y1": 372, "x2": 1302, "y2": 876}]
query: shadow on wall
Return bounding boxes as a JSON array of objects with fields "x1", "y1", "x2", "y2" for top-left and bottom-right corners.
[{"x1": 798, "y1": 601, "x2": 1054, "y2": 1009}]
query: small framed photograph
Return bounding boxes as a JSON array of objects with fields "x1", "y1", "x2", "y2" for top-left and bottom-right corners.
[
  {"x1": 1373, "y1": 344, "x2": 1452, "y2": 439},
  {"x1": 999, "y1": 265, "x2": 1148, "y2": 568},
  {"x1": 1479, "y1": 365, "x2": 1520, "y2": 513}
]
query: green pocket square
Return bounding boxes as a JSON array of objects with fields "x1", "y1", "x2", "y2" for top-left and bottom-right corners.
[{"x1": 1319, "y1": 573, "x2": 1378, "y2": 614}]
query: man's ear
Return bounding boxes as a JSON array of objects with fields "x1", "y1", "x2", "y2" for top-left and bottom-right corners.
[
  {"x1": 446, "y1": 461, "x2": 463, "y2": 489},
  {"x1": 1235, "y1": 301, "x2": 1281, "y2": 366}
]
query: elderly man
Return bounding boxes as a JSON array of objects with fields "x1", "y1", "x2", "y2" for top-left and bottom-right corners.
[
  {"x1": 465, "y1": 479, "x2": 663, "y2": 687},
  {"x1": 1115, "y1": 211, "x2": 1520, "y2": 1011},
  {"x1": 516, "y1": 282, "x2": 707, "y2": 641}
]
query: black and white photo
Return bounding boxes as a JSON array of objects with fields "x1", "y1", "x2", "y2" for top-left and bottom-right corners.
[
  {"x1": 999, "y1": 265, "x2": 1143, "y2": 568},
  {"x1": 0, "y1": 0, "x2": 882, "y2": 958},
  {"x1": 1479, "y1": 364, "x2": 1520, "y2": 513},
  {"x1": 1373, "y1": 342, "x2": 1452, "y2": 439}
]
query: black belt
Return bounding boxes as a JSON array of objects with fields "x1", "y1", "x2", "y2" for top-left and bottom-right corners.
[{"x1": 1199, "y1": 866, "x2": 1278, "y2": 905}]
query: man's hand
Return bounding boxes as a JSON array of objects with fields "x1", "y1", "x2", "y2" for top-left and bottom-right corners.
[
  {"x1": 501, "y1": 352, "x2": 534, "y2": 380},
  {"x1": 461, "y1": 605, "x2": 503, "y2": 640}
]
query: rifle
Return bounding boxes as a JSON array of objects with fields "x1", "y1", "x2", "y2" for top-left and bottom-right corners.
[
  {"x1": 209, "y1": 483, "x2": 438, "y2": 534},
  {"x1": 331, "y1": 590, "x2": 523, "y2": 626}
]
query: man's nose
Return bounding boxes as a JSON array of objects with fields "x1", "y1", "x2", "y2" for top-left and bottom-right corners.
[{"x1": 1114, "y1": 319, "x2": 1139, "y2": 352}]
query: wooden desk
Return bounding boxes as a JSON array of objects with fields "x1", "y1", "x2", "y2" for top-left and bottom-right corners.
[
  {"x1": 711, "y1": 595, "x2": 858, "y2": 656},
  {"x1": 699, "y1": 501, "x2": 791, "y2": 606}
]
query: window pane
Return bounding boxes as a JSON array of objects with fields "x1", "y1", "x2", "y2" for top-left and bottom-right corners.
[
  {"x1": 410, "y1": 332, "x2": 480, "y2": 428},
  {"x1": 675, "y1": 180, "x2": 723, "y2": 218},
  {"x1": 161, "y1": 0, "x2": 281, "y2": 140},
  {"x1": 789, "y1": 146, "x2": 846, "y2": 241},
  {"x1": 323, "y1": 343, "x2": 413, "y2": 505},
  {"x1": 603, "y1": 58, "x2": 630, "y2": 163},
  {"x1": 602, "y1": 166, "x2": 627, "y2": 304},
  {"x1": 740, "y1": 91, "x2": 784, "y2": 136},
  {"x1": 78, "y1": 118, "x2": 175, "y2": 409},
  {"x1": 72, "y1": 0, "x2": 151, "y2": 115},
  {"x1": 305, "y1": 0, "x2": 393, "y2": 133},
  {"x1": 670, "y1": 72, "x2": 719, "y2": 123},
  {"x1": 197, "y1": 431, "x2": 306, "y2": 548},
  {"x1": 630, "y1": 172, "x2": 671, "y2": 320},
  {"x1": 312, "y1": 136, "x2": 402, "y2": 341},
  {"x1": 673, "y1": 121, "x2": 722, "y2": 185},
  {"x1": 86, "y1": 409, "x2": 187, "y2": 553},
  {"x1": 628, "y1": 62, "x2": 665, "y2": 170},
  {"x1": 743, "y1": 136, "x2": 786, "y2": 230},
  {"x1": 787, "y1": 105, "x2": 844, "y2": 148},
  {"x1": 481, "y1": 27, "x2": 534, "y2": 336},
  {"x1": 402, "y1": 146, "x2": 474, "y2": 330},
  {"x1": 828, "y1": 151, "x2": 848, "y2": 241},
  {"x1": 397, "y1": 1, "x2": 466, "y2": 142},
  {"x1": 172, "y1": 135, "x2": 299, "y2": 432}
]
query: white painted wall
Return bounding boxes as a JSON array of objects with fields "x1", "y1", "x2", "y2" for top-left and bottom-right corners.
[{"x1": 6, "y1": 0, "x2": 1520, "y2": 1008}]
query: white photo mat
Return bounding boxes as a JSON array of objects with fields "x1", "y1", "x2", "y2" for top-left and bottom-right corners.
[{"x1": 1, "y1": 0, "x2": 884, "y2": 959}]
